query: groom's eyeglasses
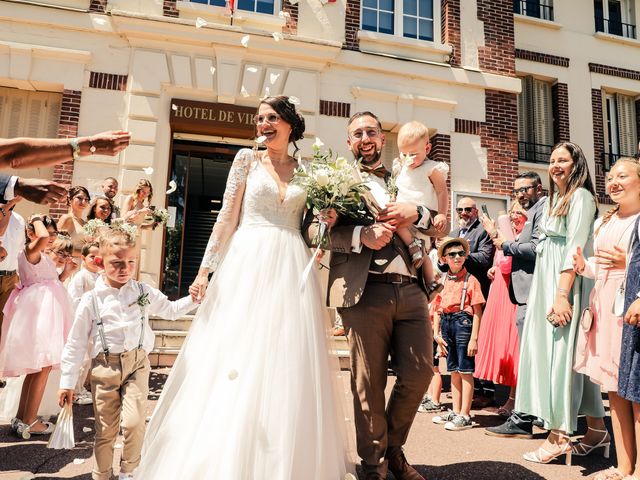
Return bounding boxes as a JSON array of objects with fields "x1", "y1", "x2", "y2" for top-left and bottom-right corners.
[
  {"x1": 349, "y1": 128, "x2": 381, "y2": 141},
  {"x1": 253, "y1": 113, "x2": 280, "y2": 125},
  {"x1": 445, "y1": 250, "x2": 467, "y2": 258}
]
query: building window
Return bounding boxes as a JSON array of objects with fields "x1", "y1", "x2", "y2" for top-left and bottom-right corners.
[
  {"x1": 517, "y1": 76, "x2": 554, "y2": 163},
  {"x1": 594, "y1": 0, "x2": 637, "y2": 39},
  {"x1": 513, "y1": 0, "x2": 554, "y2": 21},
  {"x1": 362, "y1": 0, "x2": 435, "y2": 41},
  {"x1": 602, "y1": 92, "x2": 638, "y2": 170},
  {"x1": 190, "y1": 0, "x2": 276, "y2": 14}
]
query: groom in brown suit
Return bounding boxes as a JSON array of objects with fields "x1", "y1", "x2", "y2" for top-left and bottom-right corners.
[{"x1": 303, "y1": 112, "x2": 433, "y2": 480}]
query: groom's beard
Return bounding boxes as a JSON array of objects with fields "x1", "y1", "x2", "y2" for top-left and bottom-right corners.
[{"x1": 352, "y1": 147, "x2": 382, "y2": 167}]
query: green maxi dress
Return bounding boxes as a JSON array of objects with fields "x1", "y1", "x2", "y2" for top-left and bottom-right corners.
[{"x1": 514, "y1": 188, "x2": 605, "y2": 433}]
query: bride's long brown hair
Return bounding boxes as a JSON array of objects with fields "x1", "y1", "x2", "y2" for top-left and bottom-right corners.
[{"x1": 548, "y1": 142, "x2": 597, "y2": 217}]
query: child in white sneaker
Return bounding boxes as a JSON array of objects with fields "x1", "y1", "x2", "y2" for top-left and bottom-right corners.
[
  {"x1": 58, "y1": 227, "x2": 198, "y2": 480},
  {"x1": 431, "y1": 237, "x2": 484, "y2": 431},
  {"x1": 67, "y1": 241, "x2": 102, "y2": 406}
]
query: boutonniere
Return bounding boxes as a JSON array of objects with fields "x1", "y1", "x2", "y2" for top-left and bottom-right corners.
[{"x1": 129, "y1": 291, "x2": 150, "y2": 309}]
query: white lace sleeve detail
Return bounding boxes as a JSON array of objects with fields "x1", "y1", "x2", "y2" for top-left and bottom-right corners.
[{"x1": 200, "y1": 149, "x2": 254, "y2": 272}]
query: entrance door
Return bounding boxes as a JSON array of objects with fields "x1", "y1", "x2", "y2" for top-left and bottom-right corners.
[{"x1": 163, "y1": 140, "x2": 243, "y2": 298}]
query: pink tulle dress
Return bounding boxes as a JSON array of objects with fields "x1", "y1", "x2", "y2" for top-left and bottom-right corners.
[
  {"x1": 474, "y1": 216, "x2": 520, "y2": 387},
  {"x1": 0, "y1": 251, "x2": 73, "y2": 377}
]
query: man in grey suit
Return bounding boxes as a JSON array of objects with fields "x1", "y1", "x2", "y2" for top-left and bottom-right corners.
[{"x1": 482, "y1": 171, "x2": 546, "y2": 438}]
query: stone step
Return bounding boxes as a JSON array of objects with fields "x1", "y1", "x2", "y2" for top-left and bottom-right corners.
[
  {"x1": 150, "y1": 315, "x2": 194, "y2": 332},
  {"x1": 148, "y1": 347, "x2": 181, "y2": 367},
  {"x1": 153, "y1": 330, "x2": 188, "y2": 349}
]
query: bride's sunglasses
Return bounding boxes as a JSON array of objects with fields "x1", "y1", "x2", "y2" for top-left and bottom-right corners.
[{"x1": 253, "y1": 113, "x2": 280, "y2": 125}]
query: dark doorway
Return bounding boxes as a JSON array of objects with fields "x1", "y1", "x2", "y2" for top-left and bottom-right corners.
[{"x1": 162, "y1": 140, "x2": 244, "y2": 298}]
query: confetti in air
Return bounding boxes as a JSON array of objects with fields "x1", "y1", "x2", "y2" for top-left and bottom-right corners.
[
  {"x1": 241, "y1": 86, "x2": 250, "y2": 97},
  {"x1": 264, "y1": 86, "x2": 271, "y2": 97},
  {"x1": 288, "y1": 96, "x2": 301, "y2": 106},
  {"x1": 240, "y1": 35, "x2": 250, "y2": 48},
  {"x1": 269, "y1": 73, "x2": 280, "y2": 84},
  {"x1": 256, "y1": 136, "x2": 267, "y2": 144},
  {"x1": 171, "y1": 104, "x2": 178, "y2": 111},
  {"x1": 195, "y1": 17, "x2": 207, "y2": 28},
  {"x1": 114, "y1": 443, "x2": 123, "y2": 449},
  {"x1": 272, "y1": 32, "x2": 284, "y2": 42},
  {"x1": 92, "y1": 17, "x2": 107, "y2": 26},
  {"x1": 278, "y1": 10, "x2": 291, "y2": 19},
  {"x1": 228, "y1": 369, "x2": 239, "y2": 380},
  {"x1": 166, "y1": 180, "x2": 177, "y2": 195},
  {"x1": 82, "y1": 427, "x2": 92, "y2": 433},
  {"x1": 143, "y1": 167, "x2": 154, "y2": 175},
  {"x1": 209, "y1": 66, "x2": 216, "y2": 75},
  {"x1": 247, "y1": 66, "x2": 258, "y2": 73}
]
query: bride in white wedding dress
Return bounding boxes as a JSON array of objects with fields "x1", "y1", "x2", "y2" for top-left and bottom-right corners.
[{"x1": 136, "y1": 96, "x2": 351, "y2": 480}]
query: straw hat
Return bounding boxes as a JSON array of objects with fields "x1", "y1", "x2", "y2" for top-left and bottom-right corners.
[{"x1": 437, "y1": 237, "x2": 470, "y2": 259}]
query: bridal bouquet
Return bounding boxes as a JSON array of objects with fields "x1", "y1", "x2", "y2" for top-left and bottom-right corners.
[
  {"x1": 83, "y1": 218, "x2": 108, "y2": 238},
  {"x1": 293, "y1": 138, "x2": 369, "y2": 246}
]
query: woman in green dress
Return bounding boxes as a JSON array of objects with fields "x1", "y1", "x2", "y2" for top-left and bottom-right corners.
[{"x1": 515, "y1": 142, "x2": 607, "y2": 465}]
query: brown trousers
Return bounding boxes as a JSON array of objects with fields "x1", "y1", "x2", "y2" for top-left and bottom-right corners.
[
  {"x1": 90, "y1": 348, "x2": 150, "y2": 480},
  {"x1": 339, "y1": 281, "x2": 433, "y2": 471},
  {"x1": 0, "y1": 272, "x2": 18, "y2": 343}
]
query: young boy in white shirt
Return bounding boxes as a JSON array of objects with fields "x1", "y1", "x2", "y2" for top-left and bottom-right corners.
[
  {"x1": 58, "y1": 228, "x2": 198, "y2": 480},
  {"x1": 66, "y1": 241, "x2": 102, "y2": 405}
]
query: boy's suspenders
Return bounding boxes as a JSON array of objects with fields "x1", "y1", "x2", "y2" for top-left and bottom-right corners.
[
  {"x1": 459, "y1": 272, "x2": 471, "y2": 312},
  {"x1": 90, "y1": 282, "x2": 148, "y2": 357},
  {"x1": 91, "y1": 290, "x2": 109, "y2": 357}
]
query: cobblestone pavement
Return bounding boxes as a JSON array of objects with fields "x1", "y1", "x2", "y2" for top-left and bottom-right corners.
[{"x1": 0, "y1": 369, "x2": 612, "y2": 480}]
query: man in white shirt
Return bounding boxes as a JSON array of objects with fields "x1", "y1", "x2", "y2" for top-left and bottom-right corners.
[
  {"x1": 0, "y1": 198, "x2": 25, "y2": 388},
  {"x1": 101, "y1": 177, "x2": 121, "y2": 220}
]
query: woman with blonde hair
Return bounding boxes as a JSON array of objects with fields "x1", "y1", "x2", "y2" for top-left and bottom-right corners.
[
  {"x1": 57, "y1": 186, "x2": 90, "y2": 255},
  {"x1": 574, "y1": 157, "x2": 640, "y2": 480},
  {"x1": 123, "y1": 179, "x2": 153, "y2": 225}
]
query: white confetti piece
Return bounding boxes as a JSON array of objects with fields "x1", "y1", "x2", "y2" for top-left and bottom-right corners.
[
  {"x1": 288, "y1": 96, "x2": 300, "y2": 106},
  {"x1": 92, "y1": 17, "x2": 107, "y2": 26},
  {"x1": 272, "y1": 32, "x2": 284, "y2": 42},
  {"x1": 240, "y1": 35, "x2": 250, "y2": 48},
  {"x1": 278, "y1": 10, "x2": 291, "y2": 19},
  {"x1": 263, "y1": 86, "x2": 271, "y2": 98},
  {"x1": 82, "y1": 427, "x2": 92, "y2": 433},
  {"x1": 143, "y1": 167, "x2": 154, "y2": 175},
  {"x1": 73, "y1": 458, "x2": 85, "y2": 465},
  {"x1": 209, "y1": 66, "x2": 216, "y2": 75},
  {"x1": 269, "y1": 73, "x2": 280, "y2": 84},
  {"x1": 114, "y1": 443, "x2": 123, "y2": 449},
  {"x1": 171, "y1": 104, "x2": 178, "y2": 111},
  {"x1": 166, "y1": 180, "x2": 177, "y2": 195},
  {"x1": 228, "y1": 369, "x2": 239, "y2": 380},
  {"x1": 195, "y1": 17, "x2": 207, "y2": 28},
  {"x1": 256, "y1": 136, "x2": 267, "y2": 144},
  {"x1": 241, "y1": 86, "x2": 250, "y2": 98},
  {"x1": 247, "y1": 66, "x2": 258, "y2": 73}
]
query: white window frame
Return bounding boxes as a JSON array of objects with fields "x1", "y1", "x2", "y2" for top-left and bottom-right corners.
[
  {"x1": 188, "y1": 0, "x2": 281, "y2": 15},
  {"x1": 603, "y1": 91, "x2": 638, "y2": 163},
  {"x1": 516, "y1": 0, "x2": 553, "y2": 21},
  {"x1": 361, "y1": 0, "x2": 437, "y2": 43},
  {"x1": 596, "y1": 0, "x2": 636, "y2": 36}
]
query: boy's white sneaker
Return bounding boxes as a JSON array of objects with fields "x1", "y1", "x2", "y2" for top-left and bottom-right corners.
[{"x1": 118, "y1": 473, "x2": 134, "y2": 480}]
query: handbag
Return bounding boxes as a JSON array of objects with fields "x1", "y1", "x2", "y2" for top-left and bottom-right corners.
[
  {"x1": 47, "y1": 403, "x2": 75, "y2": 449},
  {"x1": 580, "y1": 307, "x2": 594, "y2": 333}
]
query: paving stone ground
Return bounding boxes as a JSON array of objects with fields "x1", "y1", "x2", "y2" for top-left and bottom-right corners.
[{"x1": 0, "y1": 369, "x2": 612, "y2": 480}]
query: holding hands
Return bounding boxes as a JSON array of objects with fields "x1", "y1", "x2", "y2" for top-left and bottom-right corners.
[
  {"x1": 433, "y1": 213, "x2": 448, "y2": 233},
  {"x1": 361, "y1": 223, "x2": 395, "y2": 250},
  {"x1": 189, "y1": 274, "x2": 208, "y2": 303}
]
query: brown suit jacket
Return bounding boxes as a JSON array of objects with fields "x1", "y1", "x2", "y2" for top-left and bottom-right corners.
[{"x1": 302, "y1": 209, "x2": 428, "y2": 308}]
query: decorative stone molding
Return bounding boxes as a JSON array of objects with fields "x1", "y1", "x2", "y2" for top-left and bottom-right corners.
[{"x1": 589, "y1": 63, "x2": 640, "y2": 81}]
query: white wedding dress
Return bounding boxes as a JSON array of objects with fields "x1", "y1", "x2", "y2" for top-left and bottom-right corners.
[{"x1": 137, "y1": 149, "x2": 351, "y2": 480}]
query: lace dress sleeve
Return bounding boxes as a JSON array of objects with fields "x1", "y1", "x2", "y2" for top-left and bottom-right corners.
[{"x1": 200, "y1": 149, "x2": 254, "y2": 273}]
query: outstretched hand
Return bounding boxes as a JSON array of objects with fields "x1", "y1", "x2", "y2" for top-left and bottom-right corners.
[{"x1": 87, "y1": 131, "x2": 131, "y2": 156}]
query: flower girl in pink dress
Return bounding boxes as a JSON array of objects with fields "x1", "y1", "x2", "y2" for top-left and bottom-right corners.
[{"x1": 0, "y1": 215, "x2": 76, "y2": 438}]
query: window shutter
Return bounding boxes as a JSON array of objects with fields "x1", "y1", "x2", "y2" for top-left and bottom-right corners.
[
  {"x1": 616, "y1": 93, "x2": 637, "y2": 156},
  {"x1": 533, "y1": 78, "x2": 553, "y2": 146},
  {"x1": 26, "y1": 96, "x2": 44, "y2": 137},
  {"x1": 45, "y1": 96, "x2": 62, "y2": 138},
  {"x1": 7, "y1": 93, "x2": 26, "y2": 138},
  {"x1": 0, "y1": 93, "x2": 6, "y2": 137},
  {"x1": 517, "y1": 81, "x2": 527, "y2": 143},
  {"x1": 523, "y1": 76, "x2": 535, "y2": 144}
]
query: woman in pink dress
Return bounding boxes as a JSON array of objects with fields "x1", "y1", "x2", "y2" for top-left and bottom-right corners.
[
  {"x1": 0, "y1": 215, "x2": 76, "y2": 438},
  {"x1": 475, "y1": 204, "x2": 527, "y2": 415},
  {"x1": 573, "y1": 158, "x2": 640, "y2": 480}
]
